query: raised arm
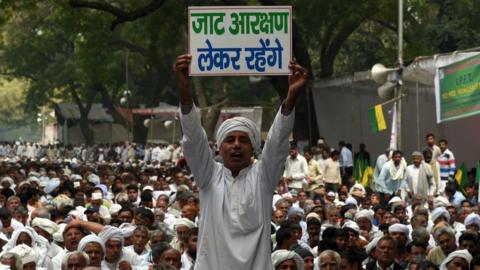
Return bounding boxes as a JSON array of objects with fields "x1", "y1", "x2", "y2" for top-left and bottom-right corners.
[
  {"x1": 65, "y1": 216, "x2": 104, "y2": 235},
  {"x1": 261, "y1": 62, "x2": 308, "y2": 192},
  {"x1": 174, "y1": 55, "x2": 215, "y2": 189},
  {"x1": 174, "y1": 54, "x2": 193, "y2": 107}
]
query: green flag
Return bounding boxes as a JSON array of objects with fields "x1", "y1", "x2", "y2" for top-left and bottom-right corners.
[{"x1": 354, "y1": 156, "x2": 368, "y2": 183}]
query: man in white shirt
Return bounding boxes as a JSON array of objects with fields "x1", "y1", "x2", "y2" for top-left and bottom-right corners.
[
  {"x1": 339, "y1": 141, "x2": 353, "y2": 187},
  {"x1": 373, "y1": 149, "x2": 390, "y2": 192},
  {"x1": 283, "y1": 145, "x2": 309, "y2": 191},
  {"x1": 151, "y1": 145, "x2": 162, "y2": 163},
  {"x1": 174, "y1": 54, "x2": 308, "y2": 270},
  {"x1": 125, "y1": 226, "x2": 150, "y2": 261},
  {"x1": 303, "y1": 149, "x2": 324, "y2": 186},
  {"x1": 316, "y1": 147, "x2": 330, "y2": 172},
  {"x1": 323, "y1": 150, "x2": 341, "y2": 192},
  {"x1": 404, "y1": 151, "x2": 436, "y2": 204}
]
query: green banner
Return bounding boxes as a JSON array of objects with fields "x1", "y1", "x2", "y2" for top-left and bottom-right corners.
[{"x1": 435, "y1": 54, "x2": 480, "y2": 123}]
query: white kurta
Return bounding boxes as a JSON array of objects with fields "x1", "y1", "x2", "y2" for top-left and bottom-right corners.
[
  {"x1": 180, "y1": 105, "x2": 294, "y2": 270},
  {"x1": 283, "y1": 154, "x2": 309, "y2": 189},
  {"x1": 404, "y1": 164, "x2": 435, "y2": 196}
]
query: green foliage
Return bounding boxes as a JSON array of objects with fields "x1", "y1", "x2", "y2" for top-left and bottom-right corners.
[{"x1": 0, "y1": 0, "x2": 478, "y2": 139}]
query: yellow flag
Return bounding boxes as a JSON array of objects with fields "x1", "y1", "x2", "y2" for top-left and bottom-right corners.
[
  {"x1": 374, "y1": 105, "x2": 387, "y2": 131},
  {"x1": 361, "y1": 166, "x2": 374, "y2": 187}
]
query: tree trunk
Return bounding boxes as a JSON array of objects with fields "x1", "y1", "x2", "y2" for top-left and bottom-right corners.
[
  {"x1": 193, "y1": 77, "x2": 226, "y2": 140},
  {"x1": 68, "y1": 85, "x2": 95, "y2": 145},
  {"x1": 97, "y1": 85, "x2": 128, "y2": 128},
  {"x1": 205, "y1": 78, "x2": 225, "y2": 140},
  {"x1": 270, "y1": 20, "x2": 319, "y2": 146},
  {"x1": 78, "y1": 110, "x2": 94, "y2": 145}
]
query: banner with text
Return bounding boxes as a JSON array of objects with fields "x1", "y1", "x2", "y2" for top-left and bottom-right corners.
[
  {"x1": 188, "y1": 6, "x2": 292, "y2": 76},
  {"x1": 435, "y1": 54, "x2": 480, "y2": 123}
]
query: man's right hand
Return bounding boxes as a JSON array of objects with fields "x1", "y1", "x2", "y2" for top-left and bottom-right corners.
[{"x1": 174, "y1": 54, "x2": 193, "y2": 106}]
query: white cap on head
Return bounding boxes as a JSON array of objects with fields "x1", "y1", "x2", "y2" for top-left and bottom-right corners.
[
  {"x1": 216, "y1": 117, "x2": 260, "y2": 153},
  {"x1": 271, "y1": 250, "x2": 304, "y2": 270},
  {"x1": 464, "y1": 213, "x2": 480, "y2": 228},
  {"x1": 440, "y1": 250, "x2": 472, "y2": 270},
  {"x1": 431, "y1": 207, "x2": 450, "y2": 223}
]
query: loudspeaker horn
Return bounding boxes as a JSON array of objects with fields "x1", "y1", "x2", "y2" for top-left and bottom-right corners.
[
  {"x1": 377, "y1": 81, "x2": 396, "y2": 100},
  {"x1": 371, "y1": 63, "x2": 398, "y2": 84}
]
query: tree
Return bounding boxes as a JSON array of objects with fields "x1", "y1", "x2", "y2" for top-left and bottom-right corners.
[{"x1": 0, "y1": 2, "x2": 127, "y2": 144}]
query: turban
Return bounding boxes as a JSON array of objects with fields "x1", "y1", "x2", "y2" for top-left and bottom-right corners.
[
  {"x1": 28, "y1": 171, "x2": 40, "y2": 177},
  {"x1": 345, "y1": 197, "x2": 358, "y2": 207},
  {"x1": 366, "y1": 236, "x2": 382, "y2": 254},
  {"x1": 7, "y1": 244, "x2": 36, "y2": 266},
  {"x1": 174, "y1": 218, "x2": 196, "y2": 230},
  {"x1": 388, "y1": 196, "x2": 402, "y2": 205},
  {"x1": 88, "y1": 174, "x2": 100, "y2": 185},
  {"x1": 336, "y1": 201, "x2": 345, "y2": 208},
  {"x1": 94, "y1": 184, "x2": 108, "y2": 198},
  {"x1": 342, "y1": 220, "x2": 360, "y2": 232},
  {"x1": 109, "y1": 204, "x2": 122, "y2": 216},
  {"x1": 45, "y1": 178, "x2": 60, "y2": 194},
  {"x1": 391, "y1": 203, "x2": 406, "y2": 213},
  {"x1": 32, "y1": 217, "x2": 59, "y2": 235},
  {"x1": 412, "y1": 151, "x2": 423, "y2": 157},
  {"x1": 464, "y1": 213, "x2": 480, "y2": 228},
  {"x1": 271, "y1": 250, "x2": 304, "y2": 270},
  {"x1": 39, "y1": 176, "x2": 49, "y2": 187},
  {"x1": 98, "y1": 226, "x2": 124, "y2": 246},
  {"x1": 306, "y1": 213, "x2": 322, "y2": 223},
  {"x1": 293, "y1": 247, "x2": 313, "y2": 259},
  {"x1": 434, "y1": 196, "x2": 451, "y2": 208},
  {"x1": 2, "y1": 229, "x2": 34, "y2": 253},
  {"x1": 327, "y1": 191, "x2": 335, "y2": 197},
  {"x1": 78, "y1": 235, "x2": 105, "y2": 253},
  {"x1": 432, "y1": 207, "x2": 450, "y2": 223},
  {"x1": 27, "y1": 176, "x2": 40, "y2": 186},
  {"x1": 355, "y1": 210, "x2": 373, "y2": 223},
  {"x1": 388, "y1": 223, "x2": 409, "y2": 236},
  {"x1": 52, "y1": 194, "x2": 74, "y2": 209},
  {"x1": 216, "y1": 117, "x2": 260, "y2": 153},
  {"x1": 288, "y1": 206, "x2": 304, "y2": 218},
  {"x1": 53, "y1": 223, "x2": 66, "y2": 243},
  {"x1": 0, "y1": 177, "x2": 14, "y2": 187},
  {"x1": 440, "y1": 250, "x2": 472, "y2": 270},
  {"x1": 71, "y1": 174, "x2": 83, "y2": 181},
  {"x1": 119, "y1": 223, "x2": 137, "y2": 238},
  {"x1": 351, "y1": 190, "x2": 364, "y2": 198},
  {"x1": 350, "y1": 184, "x2": 366, "y2": 198},
  {"x1": 17, "y1": 181, "x2": 29, "y2": 189}
]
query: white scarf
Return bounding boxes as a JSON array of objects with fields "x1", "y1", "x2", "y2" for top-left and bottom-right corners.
[
  {"x1": 389, "y1": 159, "x2": 406, "y2": 180},
  {"x1": 416, "y1": 161, "x2": 433, "y2": 198}
]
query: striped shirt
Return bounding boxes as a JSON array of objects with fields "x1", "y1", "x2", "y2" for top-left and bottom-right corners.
[{"x1": 437, "y1": 149, "x2": 456, "y2": 181}]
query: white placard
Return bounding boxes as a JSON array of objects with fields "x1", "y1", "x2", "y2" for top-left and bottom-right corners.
[{"x1": 188, "y1": 6, "x2": 292, "y2": 76}]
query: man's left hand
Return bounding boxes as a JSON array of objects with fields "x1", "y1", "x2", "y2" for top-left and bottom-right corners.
[
  {"x1": 283, "y1": 62, "x2": 309, "y2": 111},
  {"x1": 288, "y1": 62, "x2": 308, "y2": 95}
]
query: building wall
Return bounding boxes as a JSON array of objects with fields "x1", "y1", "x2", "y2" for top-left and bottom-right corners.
[
  {"x1": 312, "y1": 81, "x2": 480, "y2": 168},
  {"x1": 61, "y1": 123, "x2": 130, "y2": 144}
]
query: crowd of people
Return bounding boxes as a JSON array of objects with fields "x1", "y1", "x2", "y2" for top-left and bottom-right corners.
[{"x1": 0, "y1": 131, "x2": 477, "y2": 270}]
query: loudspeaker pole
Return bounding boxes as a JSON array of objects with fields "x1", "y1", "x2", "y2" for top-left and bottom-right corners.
[{"x1": 396, "y1": 0, "x2": 404, "y2": 151}]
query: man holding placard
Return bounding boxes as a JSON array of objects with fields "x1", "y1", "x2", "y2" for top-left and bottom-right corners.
[{"x1": 174, "y1": 53, "x2": 307, "y2": 269}]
